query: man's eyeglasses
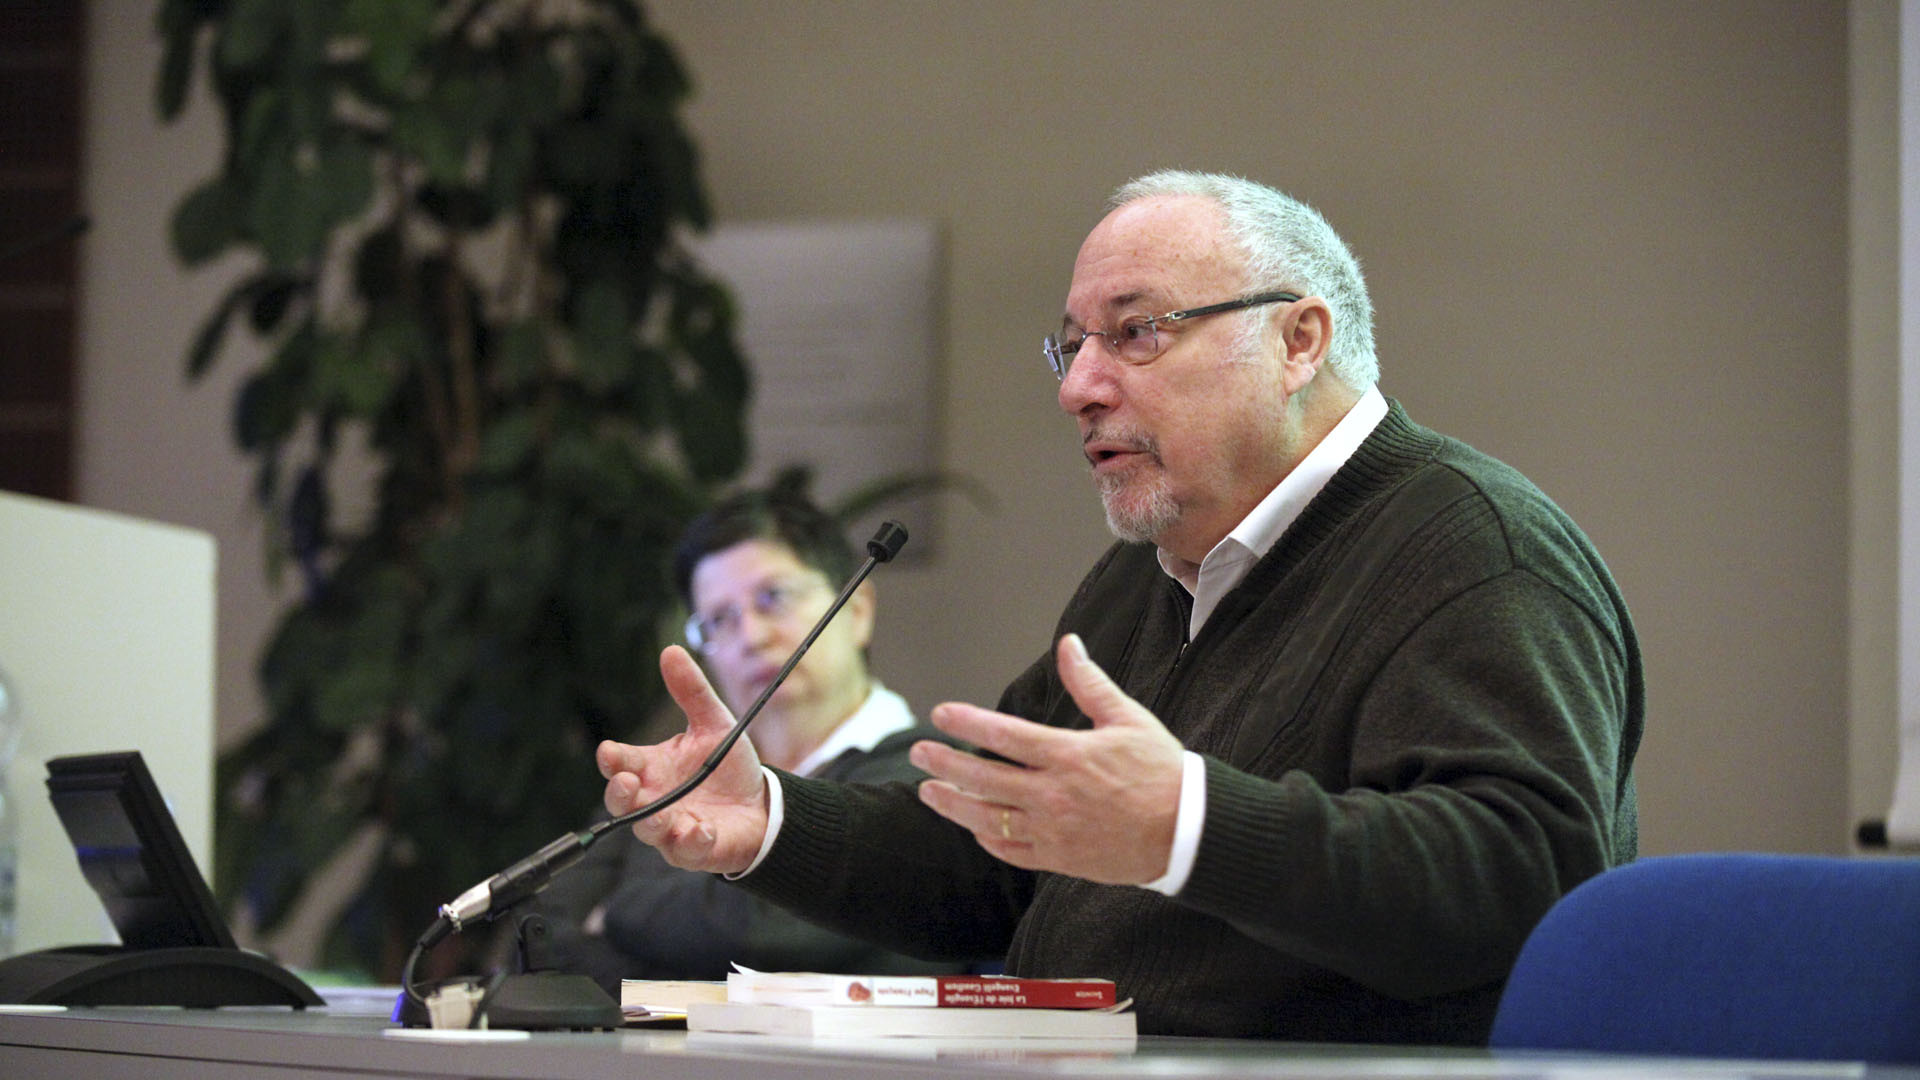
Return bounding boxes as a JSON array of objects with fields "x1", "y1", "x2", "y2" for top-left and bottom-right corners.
[
  {"x1": 1042, "y1": 291, "x2": 1301, "y2": 381},
  {"x1": 684, "y1": 578, "x2": 828, "y2": 653}
]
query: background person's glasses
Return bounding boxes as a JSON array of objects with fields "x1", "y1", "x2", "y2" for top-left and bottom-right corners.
[
  {"x1": 1043, "y1": 291, "x2": 1301, "y2": 380},
  {"x1": 685, "y1": 578, "x2": 828, "y2": 653}
]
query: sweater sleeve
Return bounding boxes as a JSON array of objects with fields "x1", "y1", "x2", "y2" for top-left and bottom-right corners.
[
  {"x1": 594, "y1": 727, "x2": 982, "y2": 977},
  {"x1": 734, "y1": 669, "x2": 1057, "y2": 963},
  {"x1": 735, "y1": 772, "x2": 1033, "y2": 962},
  {"x1": 1176, "y1": 569, "x2": 1637, "y2": 1000}
]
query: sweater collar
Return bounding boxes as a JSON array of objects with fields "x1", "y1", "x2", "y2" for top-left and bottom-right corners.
[{"x1": 1157, "y1": 386, "x2": 1390, "y2": 636}]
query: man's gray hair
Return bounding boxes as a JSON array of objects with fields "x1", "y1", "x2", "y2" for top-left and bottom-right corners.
[{"x1": 1110, "y1": 171, "x2": 1378, "y2": 390}]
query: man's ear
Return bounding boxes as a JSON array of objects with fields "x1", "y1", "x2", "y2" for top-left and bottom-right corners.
[
  {"x1": 846, "y1": 579, "x2": 877, "y2": 649},
  {"x1": 1277, "y1": 297, "x2": 1333, "y2": 397}
]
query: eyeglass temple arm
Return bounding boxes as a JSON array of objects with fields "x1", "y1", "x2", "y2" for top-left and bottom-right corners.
[{"x1": 1162, "y1": 290, "x2": 1301, "y2": 323}]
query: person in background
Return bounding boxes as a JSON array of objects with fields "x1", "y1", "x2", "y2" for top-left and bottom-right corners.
[
  {"x1": 595, "y1": 170, "x2": 1643, "y2": 1043},
  {"x1": 533, "y1": 482, "x2": 972, "y2": 990}
]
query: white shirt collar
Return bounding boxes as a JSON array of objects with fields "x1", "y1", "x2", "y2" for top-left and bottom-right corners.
[
  {"x1": 1157, "y1": 385, "x2": 1389, "y2": 637},
  {"x1": 787, "y1": 682, "x2": 916, "y2": 778}
]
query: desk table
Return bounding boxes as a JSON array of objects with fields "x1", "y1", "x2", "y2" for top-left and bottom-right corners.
[{"x1": 0, "y1": 1000, "x2": 1909, "y2": 1080}]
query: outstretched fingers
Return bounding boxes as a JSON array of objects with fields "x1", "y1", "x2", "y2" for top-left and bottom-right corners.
[
  {"x1": 659, "y1": 644, "x2": 738, "y2": 737},
  {"x1": 595, "y1": 646, "x2": 737, "y2": 820},
  {"x1": 1055, "y1": 633, "x2": 1154, "y2": 729}
]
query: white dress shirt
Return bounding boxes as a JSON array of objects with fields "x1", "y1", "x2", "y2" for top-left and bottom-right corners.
[{"x1": 733, "y1": 683, "x2": 913, "y2": 878}]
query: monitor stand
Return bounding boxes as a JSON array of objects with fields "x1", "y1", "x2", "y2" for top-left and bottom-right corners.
[{"x1": 0, "y1": 944, "x2": 323, "y2": 1007}]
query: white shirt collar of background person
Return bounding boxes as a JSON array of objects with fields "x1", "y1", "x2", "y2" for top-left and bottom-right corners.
[
  {"x1": 786, "y1": 681, "x2": 916, "y2": 778},
  {"x1": 1157, "y1": 385, "x2": 1389, "y2": 639}
]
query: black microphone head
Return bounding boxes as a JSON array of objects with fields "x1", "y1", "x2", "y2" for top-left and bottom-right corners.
[{"x1": 866, "y1": 521, "x2": 909, "y2": 562}]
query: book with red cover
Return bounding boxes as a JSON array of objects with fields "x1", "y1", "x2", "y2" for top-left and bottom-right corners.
[{"x1": 725, "y1": 971, "x2": 1118, "y2": 1010}]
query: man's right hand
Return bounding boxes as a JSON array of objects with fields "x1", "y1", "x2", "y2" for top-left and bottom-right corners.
[{"x1": 597, "y1": 644, "x2": 771, "y2": 875}]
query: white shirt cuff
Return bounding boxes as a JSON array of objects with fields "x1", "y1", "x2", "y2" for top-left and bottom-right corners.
[
  {"x1": 736, "y1": 757, "x2": 1205, "y2": 893},
  {"x1": 724, "y1": 766, "x2": 784, "y2": 880},
  {"x1": 1140, "y1": 750, "x2": 1206, "y2": 896}
]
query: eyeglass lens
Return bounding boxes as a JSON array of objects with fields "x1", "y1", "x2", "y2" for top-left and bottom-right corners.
[
  {"x1": 1045, "y1": 318, "x2": 1161, "y2": 379},
  {"x1": 687, "y1": 579, "x2": 821, "y2": 651}
]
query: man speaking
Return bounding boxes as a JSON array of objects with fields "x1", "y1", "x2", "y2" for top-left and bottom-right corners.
[{"x1": 596, "y1": 170, "x2": 1643, "y2": 1044}]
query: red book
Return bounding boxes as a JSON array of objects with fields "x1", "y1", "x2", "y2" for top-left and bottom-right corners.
[{"x1": 725, "y1": 971, "x2": 1118, "y2": 1009}]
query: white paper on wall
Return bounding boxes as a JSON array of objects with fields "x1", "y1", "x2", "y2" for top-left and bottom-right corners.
[{"x1": 688, "y1": 220, "x2": 943, "y2": 559}]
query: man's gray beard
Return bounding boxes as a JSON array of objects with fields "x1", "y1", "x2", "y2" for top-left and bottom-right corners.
[{"x1": 1097, "y1": 471, "x2": 1180, "y2": 544}]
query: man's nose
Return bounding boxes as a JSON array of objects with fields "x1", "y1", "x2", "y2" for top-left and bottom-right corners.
[
  {"x1": 734, "y1": 605, "x2": 782, "y2": 648},
  {"x1": 1057, "y1": 340, "x2": 1121, "y2": 416}
]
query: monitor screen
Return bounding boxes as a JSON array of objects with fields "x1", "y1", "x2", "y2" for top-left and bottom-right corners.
[{"x1": 44, "y1": 750, "x2": 234, "y2": 951}]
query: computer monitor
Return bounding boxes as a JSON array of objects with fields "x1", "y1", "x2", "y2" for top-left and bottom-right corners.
[
  {"x1": 0, "y1": 750, "x2": 319, "y2": 1007},
  {"x1": 44, "y1": 751, "x2": 233, "y2": 951}
]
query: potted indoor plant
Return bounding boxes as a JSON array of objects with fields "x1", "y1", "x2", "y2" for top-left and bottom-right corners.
[{"x1": 160, "y1": 0, "x2": 748, "y2": 979}]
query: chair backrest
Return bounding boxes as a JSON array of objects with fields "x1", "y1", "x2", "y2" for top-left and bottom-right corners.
[{"x1": 1491, "y1": 853, "x2": 1920, "y2": 1064}]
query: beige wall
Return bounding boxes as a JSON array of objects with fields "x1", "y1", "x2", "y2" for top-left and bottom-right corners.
[{"x1": 78, "y1": 1, "x2": 1867, "y2": 856}]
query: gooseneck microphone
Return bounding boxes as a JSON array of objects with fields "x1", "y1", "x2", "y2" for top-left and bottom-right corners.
[{"x1": 400, "y1": 520, "x2": 909, "y2": 1019}]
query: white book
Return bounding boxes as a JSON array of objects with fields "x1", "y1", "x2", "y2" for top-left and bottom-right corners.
[
  {"x1": 686, "y1": 1000, "x2": 1137, "y2": 1041},
  {"x1": 724, "y1": 970, "x2": 1117, "y2": 1009}
]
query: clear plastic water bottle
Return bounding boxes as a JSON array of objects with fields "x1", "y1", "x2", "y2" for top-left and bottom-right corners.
[{"x1": 0, "y1": 661, "x2": 18, "y2": 958}]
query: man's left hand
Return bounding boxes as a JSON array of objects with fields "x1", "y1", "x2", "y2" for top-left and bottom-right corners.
[{"x1": 910, "y1": 633, "x2": 1187, "y2": 885}]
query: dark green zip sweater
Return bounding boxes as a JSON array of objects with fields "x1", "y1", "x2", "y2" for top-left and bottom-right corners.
[{"x1": 743, "y1": 401, "x2": 1643, "y2": 1044}]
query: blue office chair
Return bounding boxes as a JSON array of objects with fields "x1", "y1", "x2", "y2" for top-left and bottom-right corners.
[{"x1": 1491, "y1": 853, "x2": 1920, "y2": 1064}]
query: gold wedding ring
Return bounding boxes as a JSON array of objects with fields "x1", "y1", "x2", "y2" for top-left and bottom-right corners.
[{"x1": 999, "y1": 807, "x2": 1013, "y2": 840}]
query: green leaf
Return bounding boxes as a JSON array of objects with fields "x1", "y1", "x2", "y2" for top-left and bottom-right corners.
[
  {"x1": 506, "y1": 53, "x2": 565, "y2": 127},
  {"x1": 248, "y1": 147, "x2": 338, "y2": 270},
  {"x1": 316, "y1": 136, "x2": 376, "y2": 226},
  {"x1": 571, "y1": 281, "x2": 632, "y2": 391},
  {"x1": 664, "y1": 367, "x2": 748, "y2": 482},
  {"x1": 342, "y1": 0, "x2": 435, "y2": 97},
  {"x1": 476, "y1": 412, "x2": 538, "y2": 475},
  {"x1": 351, "y1": 226, "x2": 404, "y2": 303},
  {"x1": 637, "y1": 31, "x2": 693, "y2": 103},
  {"x1": 154, "y1": 0, "x2": 205, "y2": 122},
  {"x1": 254, "y1": 451, "x2": 283, "y2": 515},
  {"x1": 485, "y1": 123, "x2": 536, "y2": 212},
  {"x1": 236, "y1": 85, "x2": 284, "y2": 165},
  {"x1": 416, "y1": 184, "x2": 498, "y2": 231},
  {"x1": 674, "y1": 279, "x2": 748, "y2": 402},
  {"x1": 393, "y1": 75, "x2": 482, "y2": 186},
  {"x1": 543, "y1": 121, "x2": 631, "y2": 190},
  {"x1": 247, "y1": 274, "x2": 304, "y2": 336},
  {"x1": 170, "y1": 178, "x2": 244, "y2": 266},
  {"x1": 391, "y1": 103, "x2": 466, "y2": 187},
  {"x1": 218, "y1": 0, "x2": 284, "y2": 71},
  {"x1": 185, "y1": 283, "x2": 246, "y2": 381},
  {"x1": 360, "y1": 311, "x2": 430, "y2": 379},
  {"x1": 495, "y1": 321, "x2": 546, "y2": 391},
  {"x1": 187, "y1": 272, "x2": 304, "y2": 379},
  {"x1": 234, "y1": 367, "x2": 301, "y2": 452},
  {"x1": 186, "y1": 311, "x2": 230, "y2": 382},
  {"x1": 314, "y1": 657, "x2": 397, "y2": 732},
  {"x1": 312, "y1": 329, "x2": 395, "y2": 418}
]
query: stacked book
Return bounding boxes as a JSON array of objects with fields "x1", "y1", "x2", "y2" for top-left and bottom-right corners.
[
  {"x1": 617, "y1": 979, "x2": 728, "y2": 1024},
  {"x1": 675, "y1": 970, "x2": 1135, "y2": 1040}
]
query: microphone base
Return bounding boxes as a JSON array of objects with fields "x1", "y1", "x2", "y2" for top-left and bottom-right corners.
[
  {"x1": 396, "y1": 972, "x2": 623, "y2": 1030},
  {"x1": 483, "y1": 972, "x2": 624, "y2": 1030}
]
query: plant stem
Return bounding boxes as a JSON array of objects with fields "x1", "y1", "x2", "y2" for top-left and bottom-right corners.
[{"x1": 442, "y1": 232, "x2": 482, "y2": 487}]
